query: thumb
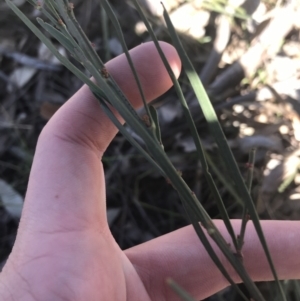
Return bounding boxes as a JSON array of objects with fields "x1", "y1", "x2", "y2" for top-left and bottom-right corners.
[{"x1": 44, "y1": 41, "x2": 181, "y2": 155}]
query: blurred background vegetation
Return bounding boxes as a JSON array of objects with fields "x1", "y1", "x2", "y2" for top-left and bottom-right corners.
[{"x1": 0, "y1": 0, "x2": 300, "y2": 299}]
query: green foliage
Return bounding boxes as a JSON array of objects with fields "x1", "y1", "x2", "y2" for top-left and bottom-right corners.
[
  {"x1": 188, "y1": 0, "x2": 249, "y2": 19},
  {"x1": 5, "y1": 0, "x2": 286, "y2": 300}
]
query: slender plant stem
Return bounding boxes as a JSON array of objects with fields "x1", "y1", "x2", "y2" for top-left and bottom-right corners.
[{"x1": 238, "y1": 148, "x2": 256, "y2": 251}]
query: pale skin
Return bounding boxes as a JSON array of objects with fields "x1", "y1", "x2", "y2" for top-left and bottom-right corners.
[{"x1": 0, "y1": 41, "x2": 299, "y2": 301}]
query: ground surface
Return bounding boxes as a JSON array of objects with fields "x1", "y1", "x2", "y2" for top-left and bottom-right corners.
[{"x1": 0, "y1": 0, "x2": 300, "y2": 300}]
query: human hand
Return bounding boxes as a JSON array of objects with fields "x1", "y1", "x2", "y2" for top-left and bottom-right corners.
[{"x1": 0, "y1": 41, "x2": 299, "y2": 301}]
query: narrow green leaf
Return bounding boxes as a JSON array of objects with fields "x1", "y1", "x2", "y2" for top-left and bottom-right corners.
[
  {"x1": 100, "y1": 0, "x2": 152, "y2": 128},
  {"x1": 36, "y1": 18, "x2": 76, "y2": 56},
  {"x1": 42, "y1": 0, "x2": 80, "y2": 49},
  {"x1": 238, "y1": 148, "x2": 256, "y2": 250},
  {"x1": 166, "y1": 278, "x2": 198, "y2": 301},
  {"x1": 44, "y1": 0, "x2": 61, "y2": 21},
  {"x1": 26, "y1": 0, "x2": 37, "y2": 6},
  {"x1": 292, "y1": 280, "x2": 300, "y2": 300},
  {"x1": 246, "y1": 148, "x2": 256, "y2": 192},
  {"x1": 149, "y1": 105, "x2": 162, "y2": 146},
  {"x1": 162, "y1": 5, "x2": 286, "y2": 301},
  {"x1": 182, "y1": 201, "x2": 250, "y2": 301},
  {"x1": 205, "y1": 152, "x2": 241, "y2": 205},
  {"x1": 278, "y1": 164, "x2": 299, "y2": 193},
  {"x1": 100, "y1": 4, "x2": 110, "y2": 62},
  {"x1": 41, "y1": 9, "x2": 58, "y2": 25},
  {"x1": 53, "y1": 0, "x2": 104, "y2": 71},
  {"x1": 201, "y1": 0, "x2": 248, "y2": 19},
  {"x1": 24, "y1": 0, "x2": 58, "y2": 25}
]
